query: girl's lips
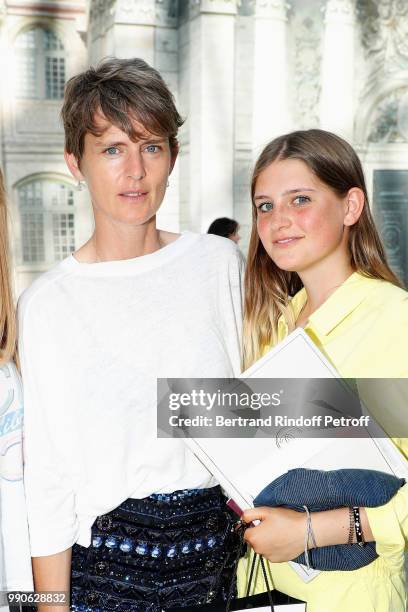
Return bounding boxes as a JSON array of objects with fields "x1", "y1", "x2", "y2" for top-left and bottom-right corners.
[{"x1": 273, "y1": 236, "x2": 303, "y2": 246}]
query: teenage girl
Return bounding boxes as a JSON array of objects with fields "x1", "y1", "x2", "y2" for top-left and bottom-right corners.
[{"x1": 239, "y1": 129, "x2": 408, "y2": 612}]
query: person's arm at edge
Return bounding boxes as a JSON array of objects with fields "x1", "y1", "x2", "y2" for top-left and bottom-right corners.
[{"x1": 32, "y1": 547, "x2": 71, "y2": 612}]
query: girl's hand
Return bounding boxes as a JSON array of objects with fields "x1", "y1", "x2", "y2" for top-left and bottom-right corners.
[
  {"x1": 241, "y1": 507, "x2": 305, "y2": 563},
  {"x1": 241, "y1": 506, "x2": 374, "y2": 564}
]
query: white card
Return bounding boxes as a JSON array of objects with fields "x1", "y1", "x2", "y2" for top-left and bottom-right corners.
[{"x1": 184, "y1": 329, "x2": 408, "y2": 584}]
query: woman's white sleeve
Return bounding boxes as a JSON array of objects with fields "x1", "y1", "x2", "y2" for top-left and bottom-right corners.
[
  {"x1": 219, "y1": 246, "x2": 245, "y2": 376},
  {"x1": 19, "y1": 302, "x2": 78, "y2": 557}
]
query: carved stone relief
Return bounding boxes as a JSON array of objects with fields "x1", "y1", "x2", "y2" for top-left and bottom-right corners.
[
  {"x1": 155, "y1": 0, "x2": 179, "y2": 26},
  {"x1": 357, "y1": 0, "x2": 408, "y2": 74},
  {"x1": 89, "y1": 0, "x2": 178, "y2": 29},
  {"x1": 325, "y1": 0, "x2": 354, "y2": 19},
  {"x1": 367, "y1": 88, "x2": 408, "y2": 143},
  {"x1": 89, "y1": 0, "x2": 115, "y2": 37},
  {"x1": 291, "y1": 11, "x2": 323, "y2": 128},
  {"x1": 237, "y1": 0, "x2": 254, "y2": 16},
  {"x1": 372, "y1": 169, "x2": 408, "y2": 286},
  {"x1": 253, "y1": 0, "x2": 288, "y2": 19},
  {"x1": 188, "y1": 0, "x2": 238, "y2": 19},
  {"x1": 379, "y1": 207, "x2": 405, "y2": 280},
  {"x1": 115, "y1": 0, "x2": 156, "y2": 24}
]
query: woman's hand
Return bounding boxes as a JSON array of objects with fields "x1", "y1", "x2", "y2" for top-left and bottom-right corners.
[{"x1": 241, "y1": 507, "x2": 305, "y2": 563}]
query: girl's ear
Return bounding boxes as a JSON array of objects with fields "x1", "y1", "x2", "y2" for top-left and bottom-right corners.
[
  {"x1": 344, "y1": 188, "x2": 365, "y2": 227},
  {"x1": 64, "y1": 151, "x2": 85, "y2": 182}
]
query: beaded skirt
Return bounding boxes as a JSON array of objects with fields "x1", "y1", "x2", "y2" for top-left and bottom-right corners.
[{"x1": 71, "y1": 486, "x2": 240, "y2": 611}]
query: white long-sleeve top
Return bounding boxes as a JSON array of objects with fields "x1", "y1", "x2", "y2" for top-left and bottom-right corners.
[
  {"x1": 19, "y1": 232, "x2": 244, "y2": 557},
  {"x1": 0, "y1": 362, "x2": 33, "y2": 592}
]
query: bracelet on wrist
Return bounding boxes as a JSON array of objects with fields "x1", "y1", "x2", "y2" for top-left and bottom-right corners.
[
  {"x1": 302, "y1": 505, "x2": 317, "y2": 570},
  {"x1": 347, "y1": 506, "x2": 354, "y2": 544},
  {"x1": 351, "y1": 506, "x2": 365, "y2": 547}
]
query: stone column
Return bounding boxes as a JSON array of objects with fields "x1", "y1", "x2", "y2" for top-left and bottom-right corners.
[
  {"x1": 154, "y1": 1, "x2": 180, "y2": 232},
  {"x1": 87, "y1": 0, "x2": 113, "y2": 63},
  {"x1": 181, "y1": 0, "x2": 237, "y2": 232},
  {"x1": 252, "y1": 0, "x2": 290, "y2": 156},
  {"x1": 320, "y1": 0, "x2": 355, "y2": 141},
  {"x1": 88, "y1": 0, "x2": 156, "y2": 63}
]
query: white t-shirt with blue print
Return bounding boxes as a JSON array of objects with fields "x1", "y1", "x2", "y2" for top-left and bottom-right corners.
[{"x1": 0, "y1": 362, "x2": 33, "y2": 596}]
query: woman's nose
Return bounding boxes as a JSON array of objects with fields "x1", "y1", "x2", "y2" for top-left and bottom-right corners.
[{"x1": 127, "y1": 151, "x2": 146, "y2": 181}]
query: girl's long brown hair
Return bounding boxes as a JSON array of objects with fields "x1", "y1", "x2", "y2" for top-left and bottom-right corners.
[
  {"x1": 0, "y1": 170, "x2": 16, "y2": 364},
  {"x1": 243, "y1": 129, "x2": 402, "y2": 369}
]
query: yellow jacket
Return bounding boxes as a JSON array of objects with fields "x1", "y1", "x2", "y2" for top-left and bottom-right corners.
[{"x1": 238, "y1": 272, "x2": 408, "y2": 612}]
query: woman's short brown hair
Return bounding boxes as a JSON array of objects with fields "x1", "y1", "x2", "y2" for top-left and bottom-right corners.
[{"x1": 61, "y1": 57, "x2": 184, "y2": 160}]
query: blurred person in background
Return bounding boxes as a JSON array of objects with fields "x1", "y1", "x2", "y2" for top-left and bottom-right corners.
[{"x1": 208, "y1": 217, "x2": 241, "y2": 244}]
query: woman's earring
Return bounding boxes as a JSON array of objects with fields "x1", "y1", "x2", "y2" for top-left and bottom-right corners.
[
  {"x1": 167, "y1": 180, "x2": 170, "y2": 188},
  {"x1": 77, "y1": 180, "x2": 85, "y2": 191}
]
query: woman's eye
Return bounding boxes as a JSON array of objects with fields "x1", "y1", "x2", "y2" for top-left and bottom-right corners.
[
  {"x1": 293, "y1": 195, "x2": 310, "y2": 206},
  {"x1": 258, "y1": 202, "x2": 273, "y2": 213},
  {"x1": 105, "y1": 146, "x2": 120, "y2": 155}
]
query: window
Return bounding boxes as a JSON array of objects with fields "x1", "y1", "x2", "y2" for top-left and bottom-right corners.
[
  {"x1": 18, "y1": 180, "x2": 76, "y2": 265},
  {"x1": 15, "y1": 27, "x2": 66, "y2": 100}
]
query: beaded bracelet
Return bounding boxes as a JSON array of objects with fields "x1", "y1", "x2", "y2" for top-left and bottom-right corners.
[
  {"x1": 352, "y1": 506, "x2": 365, "y2": 547},
  {"x1": 347, "y1": 507, "x2": 354, "y2": 544}
]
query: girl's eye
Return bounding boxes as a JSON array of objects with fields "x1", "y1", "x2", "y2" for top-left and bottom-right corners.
[
  {"x1": 258, "y1": 201, "x2": 273, "y2": 213},
  {"x1": 105, "y1": 146, "x2": 120, "y2": 155},
  {"x1": 293, "y1": 195, "x2": 311, "y2": 206},
  {"x1": 145, "y1": 144, "x2": 160, "y2": 153}
]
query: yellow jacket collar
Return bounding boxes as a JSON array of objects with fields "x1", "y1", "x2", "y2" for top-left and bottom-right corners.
[{"x1": 283, "y1": 272, "x2": 382, "y2": 338}]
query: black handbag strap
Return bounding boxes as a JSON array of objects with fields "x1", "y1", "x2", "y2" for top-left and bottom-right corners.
[
  {"x1": 225, "y1": 521, "x2": 247, "y2": 612},
  {"x1": 246, "y1": 551, "x2": 258, "y2": 597},
  {"x1": 259, "y1": 555, "x2": 275, "y2": 610},
  {"x1": 226, "y1": 521, "x2": 275, "y2": 612}
]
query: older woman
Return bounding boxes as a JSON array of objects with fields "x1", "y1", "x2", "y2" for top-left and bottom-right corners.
[{"x1": 19, "y1": 58, "x2": 243, "y2": 611}]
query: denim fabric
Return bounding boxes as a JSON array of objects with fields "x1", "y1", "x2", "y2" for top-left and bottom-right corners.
[
  {"x1": 254, "y1": 468, "x2": 405, "y2": 571},
  {"x1": 71, "y1": 486, "x2": 240, "y2": 611}
]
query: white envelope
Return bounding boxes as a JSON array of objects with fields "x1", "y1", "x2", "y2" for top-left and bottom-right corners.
[{"x1": 184, "y1": 328, "x2": 408, "y2": 583}]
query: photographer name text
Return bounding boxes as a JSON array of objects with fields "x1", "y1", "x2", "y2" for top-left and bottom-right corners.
[{"x1": 168, "y1": 415, "x2": 371, "y2": 428}]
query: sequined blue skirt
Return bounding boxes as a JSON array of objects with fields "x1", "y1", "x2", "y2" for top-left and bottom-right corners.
[{"x1": 71, "y1": 486, "x2": 239, "y2": 611}]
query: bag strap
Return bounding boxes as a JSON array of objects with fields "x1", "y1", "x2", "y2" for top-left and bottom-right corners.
[
  {"x1": 226, "y1": 521, "x2": 275, "y2": 612},
  {"x1": 259, "y1": 555, "x2": 275, "y2": 611},
  {"x1": 225, "y1": 521, "x2": 247, "y2": 612},
  {"x1": 246, "y1": 551, "x2": 258, "y2": 597}
]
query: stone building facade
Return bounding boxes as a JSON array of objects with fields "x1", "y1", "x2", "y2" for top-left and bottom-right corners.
[
  {"x1": 1, "y1": 0, "x2": 408, "y2": 294},
  {"x1": 0, "y1": 0, "x2": 88, "y2": 293}
]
